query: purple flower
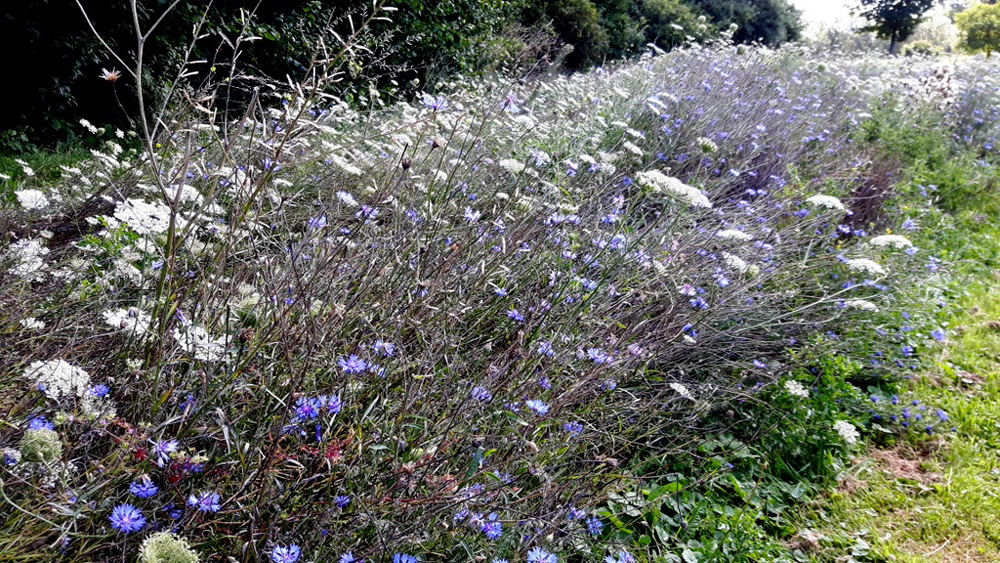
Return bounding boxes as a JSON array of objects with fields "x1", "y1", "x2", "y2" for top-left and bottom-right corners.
[
  {"x1": 563, "y1": 421, "x2": 583, "y2": 437},
  {"x1": 338, "y1": 354, "x2": 368, "y2": 373},
  {"x1": 271, "y1": 544, "x2": 301, "y2": 563},
  {"x1": 109, "y1": 503, "x2": 145, "y2": 533},
  {"x1": 150, "y1": 439, "x2": 179, "y2": 466},
  {"x1": 393, "y1": 554, "x2": 418, "y2": 563},
  {"x1": 187, "y1": 490, "x2": 221, "y2": 512},
  {"x1": 470, "y1": 386, "x2": 492, "y2": 402},
  {"x1": 340, "y1": 552, "x2": 362, "y2": 563},
  {"x1": 586, "y1": 516, "x2": 604, "y2": 535},
  {"x1": 525, "y1": 399, "x2": 549, "y2": 415},
  {"x1": 372, "y1": 340, "x2": 395, "y2": 356},
  {"x1": 129, "y1": 477, "x2": 159, "y2": 498},
  {"x1": 527, "y1": 547, "x2": 557, "y2": 563},
  {"x1": 87, "y1": 384, "x2": 110, "y2": 396},
  {"x1": 294, "y1": 397, "x2": 321, "y2": 420},
  {"x1": 931, "y1": 328, "x2": 945, "y2": 341},
  {"x1": 334, "y1": 495, "x2": 351, "y2": 507},
  {"x1": 321, "y1": 394, "x2": 342, "y2": 414},
  {"x1": 26, "y1": 415, "x2": 54, "y2": 430},
  {"x1": 507, "y1": 308, "x2": 524, "y2": 322},
  {"x1": 586, "y1": 348, "x2": 610, "y2": 364},
  {"x1": 480, "y1": 514, "x2": 502, "y2": 538}
]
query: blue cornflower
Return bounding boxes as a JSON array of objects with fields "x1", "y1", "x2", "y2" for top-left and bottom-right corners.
[
  {"x1": 527, "y1": 547, "x2": 557, "y2": 563},
  {"x1": 340, "y1": 552, "x2": 363, "y2": 563},
  {"x1": 901, "y1": 345, "x2": 914, "y2": 357},
  {"x1": 334, "y1": 495, "x2": 351, "y2": 507},
  {"x1": 151, "y1": 439, "x2": 179, "y2": 466},
  {"x1": 493, "y1": 287, "x2": 508, "y2": 296},
  {"x1": 308, "y1": 216, "x2": 328, "y2": 228},
  {"x1": 271, "y1": 544, "x2": 301, "y2": 563},
  {"x1": 586, "y1": 516, "x2": 604, "y2": 535},
  {"x1": 129, "y1": 477, "x2": 159, "y2": 498},
  {"x1": 936, "y1": 409, "x2": 949, "y2": 421},
  {"x1": 27, "y1": 415, "x2": 54, "y2": 430},
  {"x1": 392, "y1": 554, "x2": 418, "y2": 563},
  {"x1": 507, "y1": 309, "x2": 524, "y2": 322},
  {"x1": 470, "y1": 386, "x2": 492, "y2": 402},
  {"x1": 87, "y1": 384, "x2": 110, "y2": 396},
  {"x1": 568, "y1": 507, "x2": 585, "y2": 520},
  {"x1": 321, "y1": 394, "x2": 342, "y2": 414},
  {"x1": 493, "y1": 559, "x2": 510, "y2": 563},
  {"x1": 109, "y1": 503, "x2": 146, "y2": 533},
  {"x1": 604, "y1": 550, "x2": 636, "y2": 563},
  {"x1": 525, "y1": 399, "x2": 549, "y2": 415},
  {"x1": 481, "y1": 514, "x2": 502, "y2": 538},
  {"x1": 586, "y1": 348, "x2": 609, "y2": 364},
  {"x1": 187, "y1": 490, "x2": 221, "y2": 512},
  {"x1": 294, "y1": 397, "x2": 321, "y2": 420},
  {"x1": 372, "y1": 340, "x2": 396, "y2": 356},
  {"x1": 338, "y1": 354, "x2": 368, "y2": 373},
  {"x1": 537, "y1": 341, "x2": 554, "y2": 356},
  {"x1": 931, "y1": 328, "x2": 946, "y2": 341},
  {"x1": 563, "y1": 421, "x2": 583, "y2": 437}
]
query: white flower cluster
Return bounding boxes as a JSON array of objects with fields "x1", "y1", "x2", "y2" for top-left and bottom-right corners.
[
  {"x1": 845, "y1": 258, "x2": 886, "y2": 276},
  {"x1": 15, "y1": 189, "x2": 50, "y2": 210},
  {"x1": 498, "y1": 159, "x2": 525, "y2": 174},
  {"x1": 6, "y1": 239, "x2": 50, "y2": 280},
  {"x1": 102, "y1": 308, "x2": 153, "y2": 335},
  {"x1": 173, "y1": 325, "x2": 232, "y2": 362},
  {"x1": 111, "y1": 198, "x2": 173, "y2": 236},
  {"x1": 833, "y1": 420, "x2": 860, "y2": 445},
  {"x1": 842, "y1": 299, "x2": 879, "y2": 312},
  {"x1": 783, "y1": 380, "x2": 810, "y2": 398},
  {"x1": 716, "y1": 229, "x2": 753, "y2": 242},
  {"x1": 722, "y1": 252, "x2": 749, "y2": 274},
  {"x1": 20, "y1": 317, "x2": 46, "y2": 330},
  {"x1": 867, "y1": 234, "x2": 913, "y2": 249},
  {"x1": 669, "y1": 382, "x2": 692, "y2": 399},
  {"x1": 805, "y1": 195, "x2": 846, "y2": 211},
  {"x1": 636, "y1": 170, "x2": 712, "y2": 209},
  {"x1": 696, "y1": 136, "x2": 718, "y2": 153},
  {"x1": 24, "y1": 359, "x2": 91, "y2": 399}
]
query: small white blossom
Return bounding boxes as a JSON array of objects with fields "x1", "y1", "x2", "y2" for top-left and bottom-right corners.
[
  {"x1": 669, "y1": 382, "x2": 692, "y2": 399},
  {"x1": 805, "y1": 195, "x2": 846, "y2": 211},
  {"x1": 112, "y1": 198, "x2": 172, "y2": 236},
  {"x1": 102, "y1": 308, "x2": 153, "y2": 335},
  {"x1": 20, "y1": 317, "x2": 45, "y2": 330},
  {"x1": 622, "y1": 140, "x2": 644, "y2": 156},
  {"x1": 6, "y1": 239, "x2": 50, "y2": 280},
  {"x1": 722, "y1": 252, "x2": 748, "y2": 273}
]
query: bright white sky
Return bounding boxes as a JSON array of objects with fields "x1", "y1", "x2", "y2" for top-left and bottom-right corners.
[{"x1": 789, "y1": 0, "x2": 856, "y2": 33}]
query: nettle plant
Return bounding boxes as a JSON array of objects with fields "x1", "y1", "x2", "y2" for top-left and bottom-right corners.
[{"x1": 0, "y1": 13, "x2": 966, "y2": 563}]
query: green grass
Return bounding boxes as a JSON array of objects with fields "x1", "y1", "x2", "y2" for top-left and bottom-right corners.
[{"x1": 795, "y1": 281, "x2": 1000, "y2": 562}]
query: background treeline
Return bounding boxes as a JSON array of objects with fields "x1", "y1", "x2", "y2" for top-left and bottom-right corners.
[{"x1": 0, "y1": 0, "x2": 801, "y2": 150}]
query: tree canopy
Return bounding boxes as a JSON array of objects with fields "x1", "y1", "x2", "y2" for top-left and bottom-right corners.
[
  {"x1": 955, "y1": 2, "x2": 1000, "y2": 57},
  {"x1": 853, "y1": 0, "x2": 941, "y2": 54}
]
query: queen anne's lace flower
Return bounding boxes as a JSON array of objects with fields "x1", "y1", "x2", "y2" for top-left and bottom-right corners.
[
  {"x1": 805, "y1": 194, "x2": 846, "y2": 211},
  {"x1": 784, "y1": 380, "x2": 810, "y2": 398},
  {"x1": 15, "y1": 189, "x2": 49, "y2": 210},
  {"x1": 24, "y1": 360, "x2": 91, "y2": 399},
  {"x1": 842, "y1": 299, "x2": 879, "y2": 312},
  {"x1": 845, "y1": 258, "x2": 886, "y2": 276},
  {"x1": 867, "y1": 234, "x2": 913, "y2": 249},
  {"x1": 833, "y1": 420, "x2": 860, "y2": 445},
  {"x1": 6, "y1": 239, "x2": 50, "y2": 280},
  {"x1": 636, "y1": 170, "x2": 712, "y2": 208},
  {"x1": 716, "y1": 229, "x2": 753, "y2": 241}
]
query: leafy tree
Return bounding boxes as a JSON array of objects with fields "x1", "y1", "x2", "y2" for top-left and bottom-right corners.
[
  {"x1": 642, "y1": 0, "x2": 709, "y2": 50},
  {"x1": 955, "y1": 2, "x2": 1000, "y2": 57},
  {"x1": 852, "y1": 0, "x2": 941, "y2": 54},
  {"x1": 518, "y1": 0, "x2": 608, "y2": 68},
  {"x1": 689, "y1": 0, "x2": 802, "y2": 46}
]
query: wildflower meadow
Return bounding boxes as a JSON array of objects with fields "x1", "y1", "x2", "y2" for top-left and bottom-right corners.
[{"x1": 3, "y1": 5, "x2": 1000, "y2": 563}]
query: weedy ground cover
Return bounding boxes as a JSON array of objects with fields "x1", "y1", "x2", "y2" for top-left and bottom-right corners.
[{"x1": 2, "y1": 12, "x2": 999, "y2": 563}]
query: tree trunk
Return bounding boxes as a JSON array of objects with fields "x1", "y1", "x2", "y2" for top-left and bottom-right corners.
[{"x1": 889, "y1": 36, "x2": 898, "y2": 54}]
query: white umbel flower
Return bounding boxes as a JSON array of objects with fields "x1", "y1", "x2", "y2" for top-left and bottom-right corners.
[
  {"x1": 784, "y1": 380, "x2": 810, "y2": 398},
  {"x1": 636, "y1": 170, "x2": 712, "y2": 209},
  {"x1": 842, "y1": 299, "x2": 879, "y2": 312},
  {"x1": 722, "y1": 252, "x2": 749, "y2": 273},
  {"x1": 498, "y1": 159, "x2": 525, "y2": 174},
  {"x1": 15, "y1": 189, "x2": 50, "y2": 210},
  {"x1": 24, "y1": 360, "x2": 91, "y2": 399},
  {"x1": 805, "y1": 195, "x2": 846, "y2": 211},
  {"x1": 867, "y1": 235, "x2": 913, "y2": 249},
  {"x1": 833, "y1": 420, "x2": 859, "y2": 445},
  {"x1": 845, "y1": 258, "x2": 886, "y2": 276},
  {"x1": 716, "y1": 229, "x2": 753, "y2": 242},
  {"x1": 102, "y1": 308, "x2": 153, "y2": 335}
]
